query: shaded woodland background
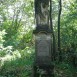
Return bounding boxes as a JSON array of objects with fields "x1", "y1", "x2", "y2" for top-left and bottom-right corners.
[{"x1": 0, "y1": 0, "x2": 77, "y2": 77}]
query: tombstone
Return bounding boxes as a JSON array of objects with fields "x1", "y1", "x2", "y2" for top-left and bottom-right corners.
[
  {"x1": 32, "y1": 29, "x2": 54, "y2": 77},
  {"x1": 32, "y1": 0, "x2": 54, "y2": 77},
  {"x1": 35, "y1": 32, "x2": 53, "y2": 65}
]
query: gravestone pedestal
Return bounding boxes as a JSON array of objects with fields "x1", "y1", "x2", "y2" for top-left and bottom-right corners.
[
  {"x1": 32, "y1": 31, "x2": 54, "y2": 77},
  {"x1": 32, "y1": 0, "x2": 54, "y2": 76},
  {"x1": 35, "y1": 33, "x2": 52, "y2": 66}
]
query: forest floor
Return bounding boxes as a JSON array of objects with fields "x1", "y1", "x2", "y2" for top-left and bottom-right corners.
[{"x1": 0, "y1": 50, "x2": 77, "y2": 77}]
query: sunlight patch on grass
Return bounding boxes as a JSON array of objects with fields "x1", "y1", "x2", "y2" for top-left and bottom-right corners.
[{"x1": 0, "y1": 50, "x2": 21, "y2": 67}]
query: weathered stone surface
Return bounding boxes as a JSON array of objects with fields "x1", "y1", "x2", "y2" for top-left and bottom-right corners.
[{"x1": 35, "y1": 33, "x2": 52, "y2": 65}]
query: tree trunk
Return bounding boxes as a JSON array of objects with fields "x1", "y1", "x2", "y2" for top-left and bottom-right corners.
[
  {"x1": 58, "y1": 0, "x2": 62, "y2": 62},
  {"x1": 50, "y1": 0, "x2": 56, "y2": 61}
]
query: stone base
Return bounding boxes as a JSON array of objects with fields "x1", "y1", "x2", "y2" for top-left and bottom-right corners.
[{"x1": 31, "y1": 64, "x2": 54, "y2": 77}]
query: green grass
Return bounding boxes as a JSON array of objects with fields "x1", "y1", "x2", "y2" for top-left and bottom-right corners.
[
  {"x1": 0, "y1": 47, "x2": 35, "y2": 77},
  {"x1": 0, "y1": 55, "x2": 34, "y2": 77},
  {"x1": 0, "y1": 47, "x2": 77, "y2": 77}
]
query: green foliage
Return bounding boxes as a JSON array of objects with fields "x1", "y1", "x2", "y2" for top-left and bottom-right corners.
[
  {"x1": 18, "y1": 30, "x2": 33, "y2": 49},
  {"x1": 0, "y1": 46, "x2": 34, "y2": 77},
  {"x1": 0, "y1": 30, "x2": 13, "y2": 57},
  {"x1": 0, "y1": 0, "x2": 77, "y2": 77},
  {"x1": 1, "y1": 19, "x2": 22, "y2": 48},
  {"x1": 60, "y1": 0, "x2": 77, "y2": 52},
  {"x1": 55, "y1": 62, "x2": 77, "y2": 77},
  {"x1": 0, "y1": 0, "x2": 34, "y2": 49}
]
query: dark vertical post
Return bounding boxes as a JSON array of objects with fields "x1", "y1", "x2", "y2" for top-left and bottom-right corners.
[
  {"x1": 50, "y1": 0, "x2": 56, "y2": 61},
  {"x1": 58, "y1": 0, "x2": 62, "y2": 62},
  {"x1": 50, "y1": 0, "x2": 52, "y2": 30}
]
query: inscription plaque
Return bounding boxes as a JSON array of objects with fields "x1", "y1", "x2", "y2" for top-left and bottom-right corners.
[{"x1": 35, "y1": 33, "x2": 52, "y2": 65}]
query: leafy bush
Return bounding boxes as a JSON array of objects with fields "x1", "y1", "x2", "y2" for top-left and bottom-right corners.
[
  {"x1": 0, "y1": 46, "x2": 34, "y2": 77},
  {"x1": 0, "y1": 30, "x2": 14, "y2": 57}
]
